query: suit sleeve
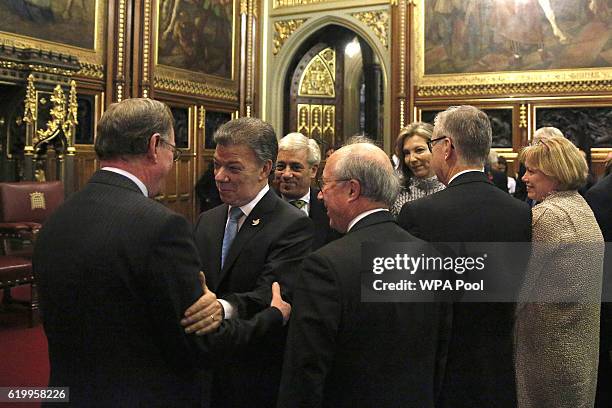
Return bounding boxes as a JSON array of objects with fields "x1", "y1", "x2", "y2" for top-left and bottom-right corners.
[
  {"x1": 144, "y1": 213, "x2": 282, "y2": 368},
  {"x1": 277, "y1": 252, "x2": 341, "y2": 408},
  {"x1": 224, "y1": 215, "x2": 314, "y2": 317},
  {"x1": 397, "y1": 202, "x2": 426, "y2": 240}
]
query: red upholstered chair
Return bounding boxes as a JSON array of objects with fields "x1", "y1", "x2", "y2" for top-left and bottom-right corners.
[{"x1": 0, "y1": 181, "x2": 64, "y2": 326}]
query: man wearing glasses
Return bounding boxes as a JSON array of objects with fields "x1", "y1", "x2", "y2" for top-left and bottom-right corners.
[
  {"x1": 191, "y1": 118, "x2": 313, "y2": 408},
  {"x1": 278, "y1": 142, "x2": 443, "y2": 407},
  {"x1": 275, "y1": 132, "x2": 340, "y2": 250},
  {"x1": 34, "y1": 99, "x2": 291, "y2": 407},
  {"x1": 397, "y1": 105, "x2": 532, "y2": 408}
]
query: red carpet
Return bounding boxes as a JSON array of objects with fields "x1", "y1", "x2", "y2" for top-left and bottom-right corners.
[{"x1": 0, "y1": 285, "x2": 49, "y2": 408}]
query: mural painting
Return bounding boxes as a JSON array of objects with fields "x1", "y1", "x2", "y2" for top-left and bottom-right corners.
[
  {"x1": 425, "y1": 0, "x2": 612, "y2": 75},
  {"x1": 157, "y1": 0, "x2": 234, "y2": 79},
  {"x1": 0, "y1": 0, "x2": 95, "y2": 50}
]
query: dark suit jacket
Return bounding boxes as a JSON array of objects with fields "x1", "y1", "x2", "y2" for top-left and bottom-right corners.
[
  {"x1": 308, "y1": 188, "x2": 341, "y2": 250},
  {"x1": 585, "y1": 174, "x2": 612, "y2": 408},
  {"x1": 33, "y1": 170, "x2": 282, "y2": 408},
  {"x1": 397, "y1": 171, "x2": 532, "y2": 408},
  {"x1": 278, "y1": 211, "x2": 443, "y2": 408},
  {"x1": 194, "y1": 190, "x2": 313, "y2": 408}
]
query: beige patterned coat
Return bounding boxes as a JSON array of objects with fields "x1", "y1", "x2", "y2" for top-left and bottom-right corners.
[{"x1": 515, "y1": 190, "x2": 604, "y2": 408}]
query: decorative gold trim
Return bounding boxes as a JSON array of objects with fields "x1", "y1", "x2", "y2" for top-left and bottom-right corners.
[
  {"x1": 23, "y1": 74, "x2": 37, "y2": 125},
  {"x1": 399, "y1": 0, "x2": 406, "y2": 95},
  {"x1": 273, "y1": 19, "x2": 306, "y2": 55},
  {"x1": 142, "y1": 0, "x2": 152, "y2": 97},
  {"x1": 351, "y1": 11, "x2": 389, "y2": 48},
  {"x1": 63, "y1": 81, "x2": 78, "y2": 145},
  {"x1": 154, "y1": 76, "x2": 238, "y2": 101},
  {"x1": 298, "y1": 48, "x2": 335, "y2": 97},
  {"x1": 271, "y1": 0, "x2": 390, "y2": 15},
  {"x1": 519, "y1": 104, "x2": 527, "y2": 129},
  {"x1": 416, "y1": 80, "x2": 612, "y2": 98},
  {"x1": 36, "y1": 85, "x2": 66, "y2": 144},
  {"x1": 198, "y1": 106, "x2": 205, "y2": 129},
  {"x1": 116, "y1": 0, "x2": 127, "y2": 100},
  {"x1": 77, "y1": 62, "x2": 104, "y2": 79},
  {"x1": 240, "y1": 0, "x2": 248, "y2": 15},
  {"x1": 246, "y1": 0, "x2": 255, "y2": 102},
  {"x1": 0, "y1": 60, "x2": 76, "y2": 77}
]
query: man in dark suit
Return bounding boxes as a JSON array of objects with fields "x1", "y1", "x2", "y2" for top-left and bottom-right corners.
[
  {"x1": 278, "y1": 142, "x2": 443, "y2": 408},
  {"x1": 276, "y1": 132, "x2": 340, "y2": 250},
  {"x1": 397, "y1": 105, "x2": 532, "y2": 408},
  {"x1": 585, "y1": 172, "x2": 612, "y2": 408},
  {"x1": 33, "y1": 99, "x2": 290, "y2": 407},
  {"x1": 193, "y1": 118, "x2": 313, "y2": 408}
]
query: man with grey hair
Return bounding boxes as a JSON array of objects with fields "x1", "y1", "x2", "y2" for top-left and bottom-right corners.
[
  {"x1": 34, "y1": 99, "x2": 290, "y2": 407},
  {"x1": 397, "y1": 105, "x2": 532, "y2": 408},
  {"x1": 278, "y1": 143, "x2": 443, "y2": 407},
  {"x1": 276, "y1": 132, "x2": 339, "y2": 250},
  {"x1": 192, "y1": 117, "x2": 313, "y2": 408}
]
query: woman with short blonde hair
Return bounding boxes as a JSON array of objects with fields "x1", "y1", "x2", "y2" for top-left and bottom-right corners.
[{"x1": 515, "y1": 135, "x2": 604, "y2": 408}]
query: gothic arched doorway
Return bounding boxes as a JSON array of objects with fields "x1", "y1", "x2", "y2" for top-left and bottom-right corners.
[{"x1": 283, "y1": 25, "x2": 383, "y2": 151}]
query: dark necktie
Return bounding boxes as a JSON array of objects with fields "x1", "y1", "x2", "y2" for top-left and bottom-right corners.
[
  {"x1": 221, "y1": 206, "x2": 243, "y2": 268},
  {"x1": 291, "y1": 199, "x2": 307, "y2": 210}
]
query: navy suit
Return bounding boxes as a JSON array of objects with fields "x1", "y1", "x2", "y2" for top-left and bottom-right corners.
[
  {"x1": 34, "y1": 170, "x2": 282, "y2": 407},
  {"x1": 194, "y1": 189, "x2": 313, "y2": 408},
  {"x1": 397, "y1": 171, "x2": 532, "y2": 408}
]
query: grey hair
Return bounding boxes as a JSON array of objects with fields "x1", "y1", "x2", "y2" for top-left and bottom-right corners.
[
  {"x1": 344, "y1": 134, "x2": 379, "y2": 146},
  {"x1": 214, "y1": 117, "x2": 278, "y2": 165},
  {"x1": 533, "y1": 126, "x2": 564, "y2": 143},
  {"x1": 333, "y1": 146, "x2": 401, "y2": 207},
  {"x1": 435, "y1": 105, "x2": 491, "y2": 167},
  {"x1": 95, "y1": 98, "x2": 174, "y2": 160},
  {"x1": 278, "y1": 132, "x2": 321, "y2": 166}
]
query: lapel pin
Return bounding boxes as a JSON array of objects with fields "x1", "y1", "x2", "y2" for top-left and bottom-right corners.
[{"x1": 251, "y1": 219, "x2": 261, "y2": 226}]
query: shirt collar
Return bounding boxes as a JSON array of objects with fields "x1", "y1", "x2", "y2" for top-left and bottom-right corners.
[
  {"x1": 230, "y1": 184, "x2": 269, "y2": 219},
  {"x1": 448, "y1": 168, "x2": 484, "y2": 185},
  {"x1": 101, "y1": 167, "x2": 148, "y2": 197},
  {"x1": 347, "y1": 208, "x2": 388, "y2": 232}
]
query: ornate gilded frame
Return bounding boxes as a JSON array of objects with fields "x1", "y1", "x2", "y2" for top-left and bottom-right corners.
[
  {"x1": 0, "y1": 0, "x2": 106, "y2": 80},
  {"x1": 413, "y1": 0, "x2": 612, "y2": 98},
  {"x1": 152, "y1": 0, "x2": 240, "y2": 102}
]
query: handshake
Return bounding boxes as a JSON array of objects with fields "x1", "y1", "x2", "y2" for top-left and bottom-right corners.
[{"x1": 180, "y1": 272, "x2": 291, "y2": 335}]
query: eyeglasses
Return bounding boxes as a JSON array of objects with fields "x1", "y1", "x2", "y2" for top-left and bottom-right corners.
[
  {"x1": 427, "y1": 136, "x2": 448, "y2": 151},
  {"x1": 159, "y1": 139, "x2": 181, "y2": 162},
  {"x1": 317, "y1": 178, "x2": 350, "y2": 191}
]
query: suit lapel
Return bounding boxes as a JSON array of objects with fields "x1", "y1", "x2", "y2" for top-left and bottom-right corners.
[{"x1": 218, "y1": 190, "x2": 278, "y2": 282}]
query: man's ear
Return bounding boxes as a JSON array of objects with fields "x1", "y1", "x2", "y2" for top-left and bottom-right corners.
[
  {"x1": 147, "y1": 133, "x2": 160, "y2": 161},
  {"x1": 347, "y1": 179, "x2": 361, "y2": 203},
  {"x1": 260, "y1": 159, "x2": 273, "y2": 180}
]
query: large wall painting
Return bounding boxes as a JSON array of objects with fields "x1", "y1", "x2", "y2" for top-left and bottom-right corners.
[
  {"x1": 0, "y1": 0, "x2": 96, "y2": 50},
  {"x1": 157, "y1": 0, "x2": 235, "y2": 80},
  {"x1": 424, "y1": 0, "x2": 612, "y2": 75},
  {"x1": 415, "y1": 0, "x2": 612, "y2": 90}
]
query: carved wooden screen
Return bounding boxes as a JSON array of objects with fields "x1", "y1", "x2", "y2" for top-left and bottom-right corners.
[{"x1": 289, "y1": 43, "x2": 343, "y2": 150}]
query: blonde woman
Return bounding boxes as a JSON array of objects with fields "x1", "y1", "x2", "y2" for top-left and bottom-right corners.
[{"x1": 515, "y1": 136, "x2": 604, "y2": 408}]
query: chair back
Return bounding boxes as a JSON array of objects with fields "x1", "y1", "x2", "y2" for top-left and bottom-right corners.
[{"x1": 0, "y1": 181, "x2": 64, "y2": 223}]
